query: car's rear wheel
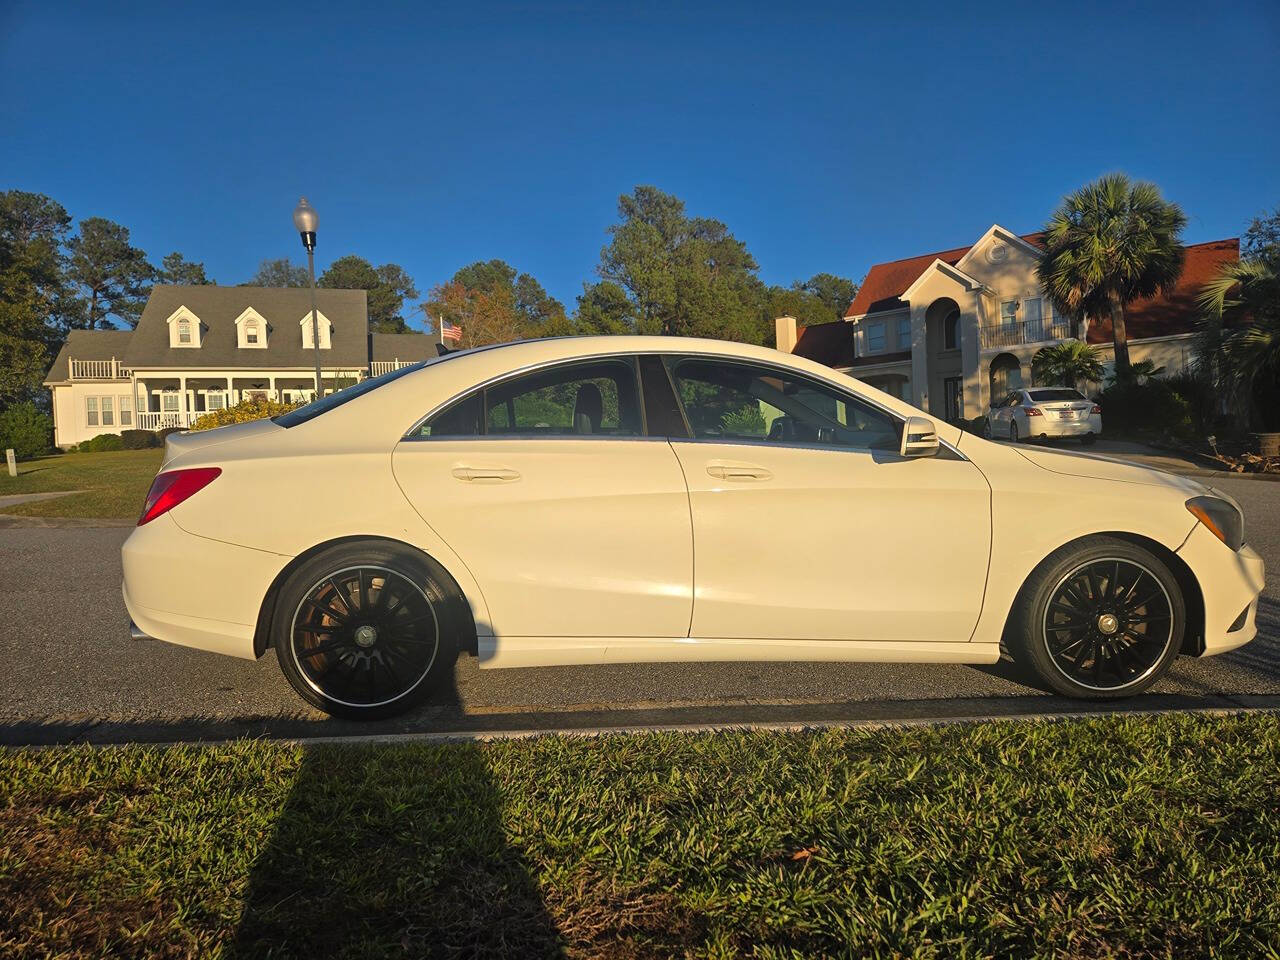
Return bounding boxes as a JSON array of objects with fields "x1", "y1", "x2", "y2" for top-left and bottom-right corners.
[
  {"x1": 272, "y1": 542, "x2": 464, "y2": 719},
  {"x1": 1009, "y1": 422, "x2": 1019, "y2": 443},
  {"x1": 1007, "y1": 537, "x2": 1184, "y2": 698}
]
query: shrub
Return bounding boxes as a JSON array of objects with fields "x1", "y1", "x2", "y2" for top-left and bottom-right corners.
[
  {"x1": 157, "y1": 427, "x2": 185, "y2": 443},
  {"x1": 0, "y1": 402, "x2": 53, "y2": 459},
  {"x1": 1162, "y1": 370, "x2": 1222, "y2": 438},
  {"x1": 121, "y1": 429, "x2": 159, "y2": 450},
  {"x1": 80, "y1": 433, "x2": 125, "y2": 453},
  {"x1": 1096, "y1": 378, "x2": 1193, "y2": 440},
  {"x1": 190, "y1": 396, "x2": 300, "y2": 432}
]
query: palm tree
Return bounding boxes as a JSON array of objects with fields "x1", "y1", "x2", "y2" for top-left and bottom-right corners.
[
  {"x1": 1038, "y1": 174, "x2": 1187, "y2": 377},
  {"x1": 1031, "y1": 341, "x2": 1105, "y2": 389},
  {"x1": 1197, "y1": 257, "x2": 1280, "y2": 430}
]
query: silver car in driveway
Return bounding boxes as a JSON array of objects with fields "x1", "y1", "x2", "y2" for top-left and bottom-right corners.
[{"x1": 985, "y1": 387, "x2": 1101, "y2": 444}]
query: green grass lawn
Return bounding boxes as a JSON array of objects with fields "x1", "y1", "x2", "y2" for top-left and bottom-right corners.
[
  {"x1": 2, "y1": 713, "x2": 1278, "y2": 958},
  {"x1": 0, "y1": 448, "x2": 162, "y2": 518}
]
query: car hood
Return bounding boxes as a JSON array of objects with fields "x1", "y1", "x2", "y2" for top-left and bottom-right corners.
[
  {"x1": 1012, "y1": 444, "x2": 1210, "y2": 495},
  {"x1": 161, "y1": 418, "x2": 283, "y2": 468}
]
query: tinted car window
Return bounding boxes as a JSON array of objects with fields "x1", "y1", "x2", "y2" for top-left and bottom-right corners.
[
  {"x1": 1027, "y1": 388, "x2": 1087, "y2": 402},
  {"x1": 669, "y1": 357, "x2": 901, "y2": 451},
  {"x1": 414, "y1": 358, "x2": 643, "y2": 439},
  {"x1": 274, "y1": 361, "x2": 425, "y2": 428}
]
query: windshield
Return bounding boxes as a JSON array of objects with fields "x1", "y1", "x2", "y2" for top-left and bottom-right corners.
[
  {"x1": 273, "y1": 361, "x2": 427, "y2": 427},
  {"x1": 1028, "y1": 388, "x2": 1086, "y2": 403}
]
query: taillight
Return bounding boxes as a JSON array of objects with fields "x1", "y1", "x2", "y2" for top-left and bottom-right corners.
[
  {"x1": 138, "y1": 467, "x2": 221, "y2": 526},
  {"x1": 1091, "y1": 404, "x2": 1102, "y2": 414},
  {"x1": 1022, "y1": 406, "x2": 1043, "y2": 416}
]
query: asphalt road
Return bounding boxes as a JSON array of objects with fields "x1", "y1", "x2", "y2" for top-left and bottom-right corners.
[{"x1": 1, "y1": 476, "x2": 1277, "y2": 744}]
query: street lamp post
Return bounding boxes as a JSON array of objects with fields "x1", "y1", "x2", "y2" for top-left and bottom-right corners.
[{"x1": 292, "y1": 197, "x2": 322, "y2": 399}]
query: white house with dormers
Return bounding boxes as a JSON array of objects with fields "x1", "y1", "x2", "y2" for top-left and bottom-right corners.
[
  {"x1": 776, "y1": 225, "x2": 1238, "y2": 422},
  {"x1": 44, "y1": 285, "x2": 435, "y2": 448}
]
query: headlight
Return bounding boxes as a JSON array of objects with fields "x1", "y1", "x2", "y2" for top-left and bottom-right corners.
[{"x1": 1186, "y1": 496, "x2": 1244, "y2": 551}]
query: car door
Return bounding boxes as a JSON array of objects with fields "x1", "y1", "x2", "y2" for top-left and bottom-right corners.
[
  {"x1": 392, "y1": 356, "x2": 693, "y2": 639},
  {"x1": 656, "y1": 354, "x2": 991, "y2": 643}
]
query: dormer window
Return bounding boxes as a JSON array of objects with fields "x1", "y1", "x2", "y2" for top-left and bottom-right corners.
[
  {"x1": 300, "y1": 311, "x2": 332, "y2": 350},
  {"x1": 235, "y1": 307, "x2": 269, "y2": 348},
  {"x1": 165, "y1": 305, "x2": 202, "y2": 347}
]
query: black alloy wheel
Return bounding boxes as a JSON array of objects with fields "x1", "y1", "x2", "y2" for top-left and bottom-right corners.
[{"x1": 1042, "y1": 557, "x2": 1175, "y2": 691}]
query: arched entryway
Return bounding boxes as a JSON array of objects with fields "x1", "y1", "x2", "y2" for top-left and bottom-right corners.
[
  {"x1": 925, "y1": 297, "x2": 964, "y2": 421},
  {"x1": 988, "y1": 352, "x2": 1023, "y2": 399}
]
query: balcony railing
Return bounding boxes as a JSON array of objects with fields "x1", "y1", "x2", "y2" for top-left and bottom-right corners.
[
  {"x1": 70, "y1": 358, "x2": 132, "y2": 380},
  {"x1": 980, "y1": 318, "x2": 1074, "y2": 349},
  {"x1": 370, "y1": 359, "x2": 418, "y2": 376}
]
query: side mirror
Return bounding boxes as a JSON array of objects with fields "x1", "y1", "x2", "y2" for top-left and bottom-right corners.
[{"x1": 900, "y1": 415, "x2": 940, "y2": 458}]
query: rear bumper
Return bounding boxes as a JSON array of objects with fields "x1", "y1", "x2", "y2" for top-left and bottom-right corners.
[
  {"x1": 121, "y1": 514, "x2": 291, "y2": 660},
  {"x1": 1030, "y1": 417, "x2": 1098, "y2": 437},
  {"x1": 1176, "y1": 524, "x2": 1266, "y2": 656}
]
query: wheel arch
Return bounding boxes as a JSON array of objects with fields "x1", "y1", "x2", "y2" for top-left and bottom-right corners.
[
  {"x1": 1002, "y1": 531, "x2": 1205, "y2": 656},
  {"x1": 252, "y1": 535, "x2": 479, "y2": 659}
]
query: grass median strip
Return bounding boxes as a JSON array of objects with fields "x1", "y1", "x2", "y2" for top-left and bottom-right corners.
[
  {"x1": 2, "y1": 713, "x2": 1278, "y2": 958},
  {"x1": 0, "y1": 449, "x2": 161, "y2": 518}
]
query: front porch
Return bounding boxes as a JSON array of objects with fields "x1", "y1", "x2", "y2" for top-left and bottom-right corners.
[{"x1": 131, "y1": 369, "x2": 365, "y2": 429}]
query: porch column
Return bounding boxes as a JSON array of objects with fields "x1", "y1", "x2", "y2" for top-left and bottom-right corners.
[
  {"x1": 178, "y1": 375, "x2": 188, "y2": 421},
  {"x1": 268, "y1": 374, "x2": 277, "y2": 401},
  {"x1": 960, "y1": 303, "x2": 981, "y2": 420},
  {"x1": 225, "y1": 376, "x2": 233, "y2": 406}
]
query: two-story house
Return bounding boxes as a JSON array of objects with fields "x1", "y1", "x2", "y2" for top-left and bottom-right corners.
[
  {"x1": 43, "y1": 285, "x2": 435, "y2": 448},
  {"x1": 775, "y1": 224, "x2": 1238, "y2": 421}
]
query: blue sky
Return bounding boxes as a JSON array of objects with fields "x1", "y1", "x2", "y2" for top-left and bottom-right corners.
[{"x1": 3, "y1": 0, "x2": 1277, "y2": 329}]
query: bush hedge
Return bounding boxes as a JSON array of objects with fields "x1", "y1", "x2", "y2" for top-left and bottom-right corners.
[
  {"x1": 75, "y1": 433, "x2": 126, "y2": 453},
  {"x1": 0, "y1": 402, "x2": 53, "y2": 459},
  {"x1": 121, "y1": 428, "x2": 160, "y2": 449},
  {"x1": 190, "y1": 396, "x2": 299, "y2": 432}
]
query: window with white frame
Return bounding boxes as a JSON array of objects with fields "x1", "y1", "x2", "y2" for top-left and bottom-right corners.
[
  {"x1": 162, "y1": 392, "x2": 179, "y2": 413},
  {"x1": 119, "y1": 394, "x2": 132, "y2": 425},
  {"x1": 177, "y1": 318, "x2": 192, "y2": 344},
  {"x1": 1023, "y1": 297, "x2": 1043, "y2": 340},
  {"x1": 86, "y1": 396, "x2": 98, "y2": 426},
  {"x1": 865, "y1": 320, "x2": 886, "y2": 353},
  {"x1": 100, "y1": 396, "x2": 114, "y2": 426},
  {"x1": 166, "y1": 306, "x2": 202, "y2": 347},
  {"x1": 235, "y1": 308, "x2": 268, "y2": 348},
  {"x1": 895, "y1": 315, "x2": 911, "y2": 350},
  {"x1": 1000, "y1": 300, "x2": 1019, "y2": 326},
  {"x1": 245, "y1": 321, "x2": 259, "y2": 344},
  {"x1": 206, "y1": 391, "x2": 225, "y2": 411}
]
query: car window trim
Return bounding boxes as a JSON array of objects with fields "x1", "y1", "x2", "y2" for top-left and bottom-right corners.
[{"x1": 402, "y1": 348, "x2": 968, "y2": 459}]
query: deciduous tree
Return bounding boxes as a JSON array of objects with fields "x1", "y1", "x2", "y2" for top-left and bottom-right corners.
[{"x1": 246, "y1": 258, "x2": 309, "y2": 288}]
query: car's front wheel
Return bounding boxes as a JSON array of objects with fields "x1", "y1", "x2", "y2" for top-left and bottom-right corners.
[
  {"x1": 1006, "y1": 536, "x2": 1185, "y2": 699},
  {"x1": 271, "y1": 541, "x2": 465, "y2": 719}
]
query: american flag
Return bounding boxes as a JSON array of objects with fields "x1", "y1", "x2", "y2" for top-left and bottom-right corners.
[{"x1": 439, "y1": 318, "x2": 463, "y2": 343}]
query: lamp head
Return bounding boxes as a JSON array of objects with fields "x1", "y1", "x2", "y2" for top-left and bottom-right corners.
[{"x1": 292, "y1": 197, "x2": 318, "y2": 251}]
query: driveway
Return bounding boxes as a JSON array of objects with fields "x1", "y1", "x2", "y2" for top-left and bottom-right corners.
[{"x1": 1, "y1": 476, "x2": 1276, "y2": 745}]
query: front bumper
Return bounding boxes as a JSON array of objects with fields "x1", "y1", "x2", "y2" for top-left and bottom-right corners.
[
  {"x1": 1176, "y1": 523, "x2": 1266, "y2": 656},
  {"x1": 121, "y1": 513, "x2": 291, "y2": 660}
]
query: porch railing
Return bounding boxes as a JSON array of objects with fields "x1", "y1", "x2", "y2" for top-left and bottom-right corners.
[
  {"x1": 136, "y1": 410, "x2": 201, "y2": 431},
  {"x1": 370, "y1": 359, "x2": 417, "y2": 376},
  {"x1": 70, "y1": 358, "x2": 132, "y2": 380},
  {"x1": 980, "y1": 318, "x2": 1074, "y2": 349}
]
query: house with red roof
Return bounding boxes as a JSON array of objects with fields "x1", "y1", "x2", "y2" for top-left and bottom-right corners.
[{"x1": 775, "y1": 224, "x2": 1238, "y2": 422}]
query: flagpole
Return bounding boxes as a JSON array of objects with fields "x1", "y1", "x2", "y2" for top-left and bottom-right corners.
[{"x1": 439, "y1": 315, "x2": 444, "y2": 345}]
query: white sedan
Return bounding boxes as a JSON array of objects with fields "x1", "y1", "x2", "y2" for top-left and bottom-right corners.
[
  {"x1": 122, "y1": 337, "x2": 1264, "y2": 719},
  {"x1": 985, "y1": 387, "x2": 1102, "y2": 444}
]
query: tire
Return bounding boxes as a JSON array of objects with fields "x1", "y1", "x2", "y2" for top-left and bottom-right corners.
[
  {"x1": 272, "y1": 540, "x2": 466, "y2": 720},
  {"x1": 1006, "y1": 536, "x2": 1185, "y2": 699},
  {"x1": 1009, "y1": 422, "x2": 1019, "y2": 443}
]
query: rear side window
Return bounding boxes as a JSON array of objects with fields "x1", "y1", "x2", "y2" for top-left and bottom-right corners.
[
  {"x1": 274, "y1": 362, "x2": 425, "y2": 428},
  {"x1": 413, "y1": 358, "x2": 643, "y2": 438}
]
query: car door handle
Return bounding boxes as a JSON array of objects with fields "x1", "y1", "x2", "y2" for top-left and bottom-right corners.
[
  {"x1": 452, "y1": 466, "x2": 521, "y2": 482},
  {"x1": 706, "y1": 461, "x2": 772, "y2": 481}
]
